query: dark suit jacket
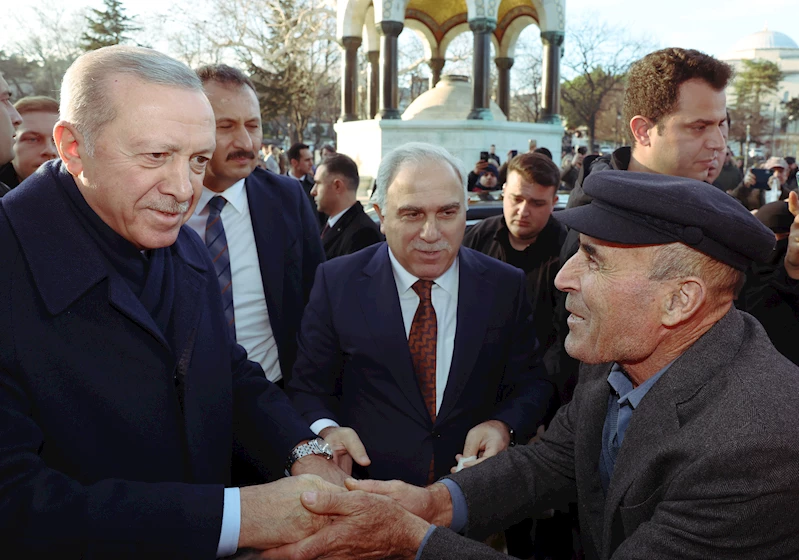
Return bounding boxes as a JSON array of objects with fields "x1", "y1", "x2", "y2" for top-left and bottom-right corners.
[
  {"x1": 0, "y1": 162, "x2": 315, "y2": 558},
  {"x1": 321, "y1": 202, "x2": 382, "y2": 259},
  {"x1": 245, "y1": 168, "x2": 326, "y2": 384},
  {"x1": 421, "y1": 308, "x2": 799, "y2": 559},
  {"x1": 288, "y1": 243, "x2": 554, "y2": 486}
]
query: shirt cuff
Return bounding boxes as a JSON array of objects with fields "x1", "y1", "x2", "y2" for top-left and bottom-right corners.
[
  {"x1": 439, "y1": 479, "x2": 468, "y2": 534},
  {"x1": 414, "y1": 525, "x2": 437, "y2": 560},
  {"x1": 216, "y1": 487, "x2": 241, "y2": 558},
  {"x1": 310, "y1": 418, "x2": 340, "y2": 435}
]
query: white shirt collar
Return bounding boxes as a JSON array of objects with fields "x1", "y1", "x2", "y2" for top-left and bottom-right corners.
[
  {"x1": 387, "y1": 247, "x2": 459, "y2": 296},
  {"x1": 327, "y1": 205, "x2": 352, "y2": 228},
  {"x1": 194, "y1": 177, "x2": 247, "y2": 216},
  {"x1": 288, "y1": 169, "x2": 306, "y2": 181}
]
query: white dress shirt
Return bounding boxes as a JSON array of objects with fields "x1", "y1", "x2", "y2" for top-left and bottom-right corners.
[
  {"x1": 186, "y1": 179, "x2": 282, "y2": 382},
  {"x1": 311, "y1": 248, "x2": 459, "y2": 434}
]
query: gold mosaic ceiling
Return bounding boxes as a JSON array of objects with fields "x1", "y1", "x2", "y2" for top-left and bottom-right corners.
[
  {"x1": 405, "y1": 0, "x2": 468, "y2": 26},
  {"x1": 404, "y1": 0, "x2": 538, "y2": 43}
]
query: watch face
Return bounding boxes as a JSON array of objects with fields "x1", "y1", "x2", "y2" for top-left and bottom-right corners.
[{"x1": 315, "y1": 437, "x2": 333, "y2": 456}]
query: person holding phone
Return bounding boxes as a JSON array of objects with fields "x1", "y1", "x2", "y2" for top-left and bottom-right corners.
[
  {"x1": 729, "y1": 157, "x2": 791, "y2": 210},
  {"x1": 467, "y1": 159, "x2": 501, "y2": 192}
]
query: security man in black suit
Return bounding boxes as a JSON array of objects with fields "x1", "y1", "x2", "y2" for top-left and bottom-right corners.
[{"x1": 311, "y1": 153, "x2": 381, "y2": 259}]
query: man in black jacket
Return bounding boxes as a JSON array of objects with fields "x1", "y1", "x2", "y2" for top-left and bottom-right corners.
[
  {"x1": 312, "y1": 153, "x2": 381, "y2": 259},
  {"x1": 463, "y1": 152, "x2": 564, "y2": 368}
]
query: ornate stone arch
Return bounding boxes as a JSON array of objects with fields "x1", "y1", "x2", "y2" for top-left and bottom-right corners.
[
  {"x1": 337, "y1": 0, "x2": 373, "y2": 39},
  {"x1": 403, "y1": 18, "x2": 439, "y2": 60},
  {"x1": 361, "y1": 4, "x2": 379, "y2": 52},
  {"x1": 497, "y1": 13, "x2": 538, "y2": 58},
  {"x1": 439, "y1": 23, "x2": 499, "y2": 59}
]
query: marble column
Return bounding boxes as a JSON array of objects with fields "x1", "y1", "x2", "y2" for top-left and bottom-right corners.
[
  {"x1": 339, "y1": 36, "x2": 362, "y2": 122},
  {"x1": 495, "y1": 57, "x2": 514, "y2": 118},
  {"x1": 467, "y1": 18, "x2": 496, "y2": 121},
  {"x1": 539, "y1": 30, "x2": 565, "y2": 124},
  {"x1": 367, "y1": 51, "x2": 380, "y2": 119},
  {"x1": 377, "y1": 21, "x2": 403, "y2": 120},
  {"x1": 428, "y1": 57, "x2": 445, "y2": 89}
]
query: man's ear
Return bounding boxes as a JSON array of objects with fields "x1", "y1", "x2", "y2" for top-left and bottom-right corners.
[
  {"x1": 54, "y1": 121, "x2": 85, "y2": 176},
  {"x1": 373, "y1": 203, "x2": 386, "y2": 235},
  {"x1": 333, "y1": 177, "x2": 345, "y2": 194},
  {"x1": 662, "y1": 278, "x2": 707, "y2": 327},
  {"x1": 629, "y1": 115, "x2": 656, "y2": 148}
]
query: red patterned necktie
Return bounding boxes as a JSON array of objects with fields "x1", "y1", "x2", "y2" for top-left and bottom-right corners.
[
  {"x1": 409, "y1": 279, "x2": 437, "y2": 483},
  {"x1": 320, "y1": 223, "x2": 330, "y2": 238}
]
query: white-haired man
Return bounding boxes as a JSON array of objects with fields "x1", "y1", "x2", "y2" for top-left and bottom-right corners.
[
  {"x1": 287, "y1": 142, "x2": 554, "y2": 487},
  {"x1": 0, "y1": 46, "x2": 346, "y2": 558}
]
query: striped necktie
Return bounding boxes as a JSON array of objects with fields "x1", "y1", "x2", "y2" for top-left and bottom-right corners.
[{"x1": 205, "y1": 196, "x2": 235, "y2": 340}]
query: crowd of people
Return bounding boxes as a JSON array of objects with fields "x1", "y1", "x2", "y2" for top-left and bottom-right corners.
[{"x1": 1, "y1": 43, "x2": 799, "y2": 560}]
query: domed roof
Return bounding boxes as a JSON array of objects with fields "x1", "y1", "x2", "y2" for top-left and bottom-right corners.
[
  {"x1": 402, "y1": 75, "x2": 507, "y2": 121},
  {"x1": 730, "y1": 29, "x2": 798, "y2": 52}
]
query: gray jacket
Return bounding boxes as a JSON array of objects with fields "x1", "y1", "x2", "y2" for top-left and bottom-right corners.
[{"x1": 421, "y1": 308, "x2": 799, "y2": 559}]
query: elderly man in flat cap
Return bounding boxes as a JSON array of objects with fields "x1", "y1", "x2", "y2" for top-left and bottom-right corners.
[{"x1": 261, "y1": 171, "x2": 799, "y2": 560}]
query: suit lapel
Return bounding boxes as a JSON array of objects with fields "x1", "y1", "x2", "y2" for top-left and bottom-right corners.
[
  {"x1": 437, "y1": 249, "x2": 491, "y2": 424},
  {"x1": 106, "y1": 274, "x2": 169, "y2": 348},
  {"x1": 246, "y1": 175, "x2": 285, "y2": 329},
  {"x1": 169, "y1": 240, "x2": 208, "y2": 376},
  {"x1": 323, "y1": 203, "x2": 359, "y2": 248},
  {"x1": 5, "y1": 162, "x2": 169, "y2": 349},
  {"x1": 600, "y1": 308, "x2": 745, "y2": 556},
  {"x1": 168, "y1": 240, "x2": 211, "y2": 476},
  {"x1": 575, "y1": 364, "x2": 614, "y2": 552},
  {"x1": 358, "y1": 245, "x2": 431, "y2": 426}
]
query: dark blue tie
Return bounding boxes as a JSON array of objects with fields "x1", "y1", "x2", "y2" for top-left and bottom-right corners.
[{"x1": 205, "y1": 196, "x2": 235, "y2": 340}]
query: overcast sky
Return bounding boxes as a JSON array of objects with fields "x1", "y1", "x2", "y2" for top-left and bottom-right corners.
[{"x1": 0, "y1": 0, "x2": 795, "y2": 59}]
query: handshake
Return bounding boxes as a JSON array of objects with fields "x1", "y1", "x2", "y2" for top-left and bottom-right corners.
[
  {"x1": 237, "y1": 475, "x2": 453, "y2": 560},
  {"x1": 237, "y1": 419, "x2": 511, "y2": 559}
]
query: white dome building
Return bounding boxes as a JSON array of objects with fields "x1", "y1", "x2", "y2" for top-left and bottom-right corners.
[
  {"x1": 721, "y1": 27, "x2": 799, "y2": 103},
  {"x1": 721, "y1": 28, "x2": 799, "y2": 159},
  {"x1": 728, "y1": 29, "x2": 798, "y2": 53}
]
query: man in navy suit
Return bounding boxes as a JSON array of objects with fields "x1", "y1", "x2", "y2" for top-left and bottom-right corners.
[
  {"x1": 288, "y1": 142, "x2": 555, "y2": 486},
  {"x1": 190, "y1": 64, "x2": 329, "y2": 487},
  {"x1": 190, "y1": 64, "x2": 325, "y2": 389},
  {"x1": 0, "y1": 46, "x2": 343, "y2": 558}
]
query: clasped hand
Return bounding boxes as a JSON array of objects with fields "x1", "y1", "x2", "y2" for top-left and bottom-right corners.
[{"x1": 260, "y1": 478, "x2": 452, "y2": 560}]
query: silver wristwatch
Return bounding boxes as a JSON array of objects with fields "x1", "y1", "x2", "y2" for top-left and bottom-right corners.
[{"x1": 284, "y1": 437, "x2": 334, "y2": 476}]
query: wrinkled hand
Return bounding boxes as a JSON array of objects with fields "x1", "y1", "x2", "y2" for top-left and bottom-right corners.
[
  {"x1": 260, "y1": 490, "x2": 430, "y2": 560},
  {"x1": 319, "y1": 426, "x2": 371, "y2": 476},
  {"x1": 744, "y1": 170, "x2": 756, "y2": 187},
  {"x1": 785, "y1": 192, "x2": 799, "y2": 280},
  {"x1": 451, "y1": 419, "x2": 511, "y2": 473},
  {"x1": 292, "y1": 453, "x2": 350, "y2": 487},
  {"x1": 237, "y1": 474, "x2": 345, "y2": 550},
  {"x1": 345, "y1": 478, "x2": 454, "y2": 527}
]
